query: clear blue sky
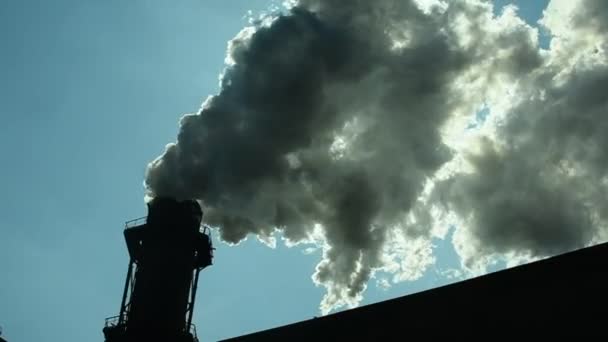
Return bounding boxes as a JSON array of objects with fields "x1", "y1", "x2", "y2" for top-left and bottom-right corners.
[{"x1": 0, "y1": 1, "x2": 548, "y2": 341}]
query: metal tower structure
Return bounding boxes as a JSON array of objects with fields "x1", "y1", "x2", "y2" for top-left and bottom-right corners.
[{"x1": 103, "y1": 197, "x2": 213, "y2": 342}]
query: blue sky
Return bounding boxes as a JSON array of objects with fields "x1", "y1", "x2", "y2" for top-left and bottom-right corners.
[{"x1": 0, "y1": 1, "x2": 548, "y2": 341}]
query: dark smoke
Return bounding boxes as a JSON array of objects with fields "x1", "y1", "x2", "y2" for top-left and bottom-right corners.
[{"x1": 145, "y1": 0, "x2": 608, "y2": 312}]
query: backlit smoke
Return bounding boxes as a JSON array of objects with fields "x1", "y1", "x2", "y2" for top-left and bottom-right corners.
[{"x1": 145, "y1": 0, "x2": 608, "y2": 313}]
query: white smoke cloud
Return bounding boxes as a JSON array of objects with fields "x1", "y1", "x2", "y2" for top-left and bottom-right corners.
[
  {"x1": 145, "y1": 0, "x2": 608, "y2": 313},
  {"x1": 432, "y1": 0, "x2": 608, "y2": 271}
]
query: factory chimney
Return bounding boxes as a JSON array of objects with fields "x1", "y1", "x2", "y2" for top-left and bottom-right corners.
[{"x1": 103, "y1": 197, "x2": 214, "y2": 342}]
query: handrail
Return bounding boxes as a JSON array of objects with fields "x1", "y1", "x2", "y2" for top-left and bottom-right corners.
[
  {"x1": 125, "y1": 218, "x2": 213, "y2": 232},
  {"x1": 189, "y1": 323, "x2": 198, "y2": 338},
  {"x1": 104, "y1": 316, "x2": 197, "y2": 339},
  {"x1": 125, "y1": 216, "x2": 147, "y2": 229},
  {"x1": 104, "y1": 314, "x2": 126, "y2": 327}
]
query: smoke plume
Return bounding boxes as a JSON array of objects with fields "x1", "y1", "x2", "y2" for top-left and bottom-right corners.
[{"x1": 146, "y1": 0, "x2": 608, "y2": 313}]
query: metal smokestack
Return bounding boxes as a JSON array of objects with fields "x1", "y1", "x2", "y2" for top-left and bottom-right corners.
[{"x1": 103, "y1": 198, "x2": 214, "y2": 342}]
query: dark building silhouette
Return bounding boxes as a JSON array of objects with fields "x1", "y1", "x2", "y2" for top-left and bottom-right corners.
[
  {"x1": 224, "y1": 242, "x2": 608, "y2": 340},
  {"x1": 103, "y1": 198, "x2": 213, "y2": 342}
]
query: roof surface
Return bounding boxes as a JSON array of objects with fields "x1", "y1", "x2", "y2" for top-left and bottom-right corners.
[{"x1": 224, "y1": 242, "x2": 608, "y2": 340}]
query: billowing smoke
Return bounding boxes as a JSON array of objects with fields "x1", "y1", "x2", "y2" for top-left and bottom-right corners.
[
  {"x1": 431, "y1": 0, "x2": 608, "y2": 271},
  {"x1": 145, "y1": 0, "x2": 608, "y2": 313}
]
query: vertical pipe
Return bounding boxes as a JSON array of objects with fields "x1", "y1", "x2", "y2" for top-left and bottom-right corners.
[
  {"x1": 118, "y1": 260, "x2": 134, "y2": 324},
  {"x1": 187, "y1": 268, "x2": 201, "y2": 331}
]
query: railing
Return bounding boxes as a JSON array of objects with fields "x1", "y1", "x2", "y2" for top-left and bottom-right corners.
[
  {"x1": 104, "y1": 314, "x2": 126, "y2": 328},
  {"x1": 125, "y1": 217, "x2": 214, "y2": 231},
  {"x1": 189, "y1": 323, "x2": 198, "y2": 339},
  {"x1": 103, "y1": 316, "x2": 198, "y2": 339},
  {"x1": 125, "y1": 216, "x2": 147, "y2": 229}
]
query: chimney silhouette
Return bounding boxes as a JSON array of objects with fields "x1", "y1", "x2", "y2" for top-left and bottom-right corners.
[{"x1": 103, "y1": 197, "x2": 214, "y2": 342}]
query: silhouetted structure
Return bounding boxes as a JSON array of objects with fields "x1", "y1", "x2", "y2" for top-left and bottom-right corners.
[
  {"x1": 224, "y1": 242, "x2": 608, "y2": 340},
  {"x1": 103, "y1": 198, "x2": 213, "y2": 342}
]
